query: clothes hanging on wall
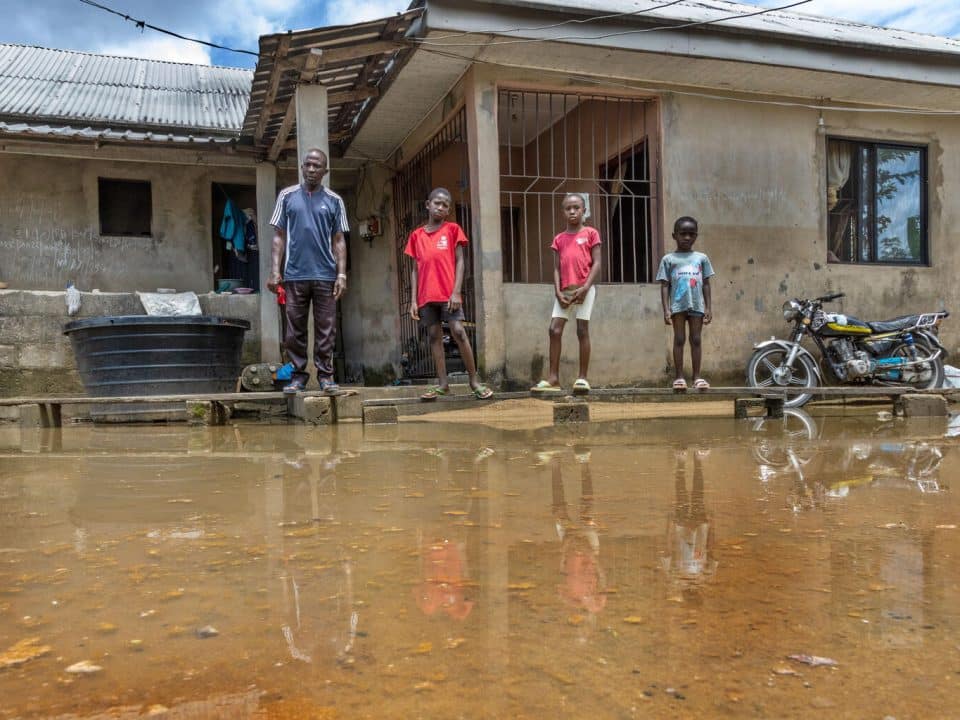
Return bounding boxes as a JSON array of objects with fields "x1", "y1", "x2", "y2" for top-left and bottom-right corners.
[{"x1": 219, "y1": 198, "x2": 248, "y2": 255}]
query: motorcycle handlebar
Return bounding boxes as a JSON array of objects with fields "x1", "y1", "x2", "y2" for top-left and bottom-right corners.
[{"x1": 816, "y1": 292, "x2": 845, "y2": 302}]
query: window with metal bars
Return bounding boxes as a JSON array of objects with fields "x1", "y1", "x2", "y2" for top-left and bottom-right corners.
[{"x1": 497, "y1": 90, "x2": 659, "y2": 283}]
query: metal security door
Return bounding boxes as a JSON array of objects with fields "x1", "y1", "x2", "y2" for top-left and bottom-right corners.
[{"x1": 393, "y1": 108, "x2": 475, "y2": 379}]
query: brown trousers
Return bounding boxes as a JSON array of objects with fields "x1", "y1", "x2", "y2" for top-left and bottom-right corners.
[{"x1": 283, "y1": 280, "x2": 337, "y2": 383}]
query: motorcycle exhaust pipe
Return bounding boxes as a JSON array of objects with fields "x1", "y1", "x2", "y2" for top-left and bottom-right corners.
[{"x1": 877, "y1": 349, "x2": 942, "y2": 369}]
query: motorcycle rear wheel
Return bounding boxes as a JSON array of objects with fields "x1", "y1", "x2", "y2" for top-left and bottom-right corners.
[
  {"x1": 886, "y1": 337, "x2": 945, "y2": 390},
  {"x1": 746, "y1": 348, "x2": 818, "y2": 408}
]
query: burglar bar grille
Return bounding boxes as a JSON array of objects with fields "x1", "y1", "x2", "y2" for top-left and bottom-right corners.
[
  {"x1": 497, "y1": 90, "x2": 659, "y2": 284},
  {"x1": 392, "y1": 108, "x2": 476, "y2": 379}
]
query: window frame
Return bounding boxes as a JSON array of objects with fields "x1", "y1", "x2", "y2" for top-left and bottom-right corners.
[{"x1": 826, "y1": 136, "x2": 928, "y2": 267}]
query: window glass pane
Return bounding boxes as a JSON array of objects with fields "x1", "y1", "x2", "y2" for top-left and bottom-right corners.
[{"x1": 875, "y1": 147, "x2": 922, "y2": 262}]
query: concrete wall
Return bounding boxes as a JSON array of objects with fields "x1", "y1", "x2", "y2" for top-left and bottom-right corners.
[
  {"x1": 0, "y1": 152, "x2": 257, "y2": 293},
  {"x1": 0, "y1": 289, "x2": 260, "y2": 398},
  {"x1": 657, "y1": 93, "x2": 960, "y2": 382},
  {"x1": 477, "y1": 69, "x2": 960, "y2": 387},
  {"x1": 335, "y1": 163, "x2": 402, "y2": 385}
]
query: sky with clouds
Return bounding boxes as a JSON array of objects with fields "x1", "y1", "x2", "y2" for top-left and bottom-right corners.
[{"x1": 4, "y1": 0, "x2": 959, "y2": 68}]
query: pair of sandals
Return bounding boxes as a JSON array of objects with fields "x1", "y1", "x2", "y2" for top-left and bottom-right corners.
[
  {"x1": 421, "y1": 384, "x2": 494, "y2": 401},
  {"x1": 531, "y1": 379, "x2": 591, "y2": 394},
  {"x1": 673, "y1": 378, "x2": 710, "y2": 391}
]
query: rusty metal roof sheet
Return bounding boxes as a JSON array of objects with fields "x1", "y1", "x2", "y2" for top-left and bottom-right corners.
[
  {"x1": 0, "y1": 44, "x2": 252, "y2": 136},
  {"x1": 240, "y1": 6, "x2": 424, "y2": 160}
]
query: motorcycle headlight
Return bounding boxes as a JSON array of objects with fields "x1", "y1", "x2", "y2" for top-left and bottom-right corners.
[{"x1": 782, "y1": 300, "x2": 802, "y2": 321}]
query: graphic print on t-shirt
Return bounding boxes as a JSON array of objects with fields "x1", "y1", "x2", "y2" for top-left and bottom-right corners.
[
  {"x1": 672, "y1": 262, "x2": 701, "y2": 305},
  {"x1": 655, "y1": 251, "x2": 715, "y2": 315}
]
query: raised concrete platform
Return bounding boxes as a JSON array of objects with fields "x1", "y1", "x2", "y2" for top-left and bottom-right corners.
[{"x1": 4, "y1": 384, "x2": 956, "y2": 427}]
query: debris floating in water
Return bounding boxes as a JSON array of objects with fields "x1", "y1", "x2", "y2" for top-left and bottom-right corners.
[
  {"x1": 0, "y1": 637, "x2": 51, "y2": 668},
  {"x1": 65, "y1": 660, "x2": 103, "y2": 674},
  {"x1": 787, "y1": 654, "x2": 838, "y2": 667}
]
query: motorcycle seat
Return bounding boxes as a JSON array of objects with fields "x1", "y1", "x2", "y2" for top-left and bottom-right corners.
[{"x1": 867, "y1": 315, "x2": 921, "y2": 333}]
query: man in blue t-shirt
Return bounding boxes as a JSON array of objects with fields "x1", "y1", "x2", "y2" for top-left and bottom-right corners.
[{"x1": 268, "y1": 148, "x2": 349, "y2": 394}]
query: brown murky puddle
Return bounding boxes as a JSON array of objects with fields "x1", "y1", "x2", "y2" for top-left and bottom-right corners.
[{"x1": 1, "y1": 409, "x2": 959, "y2": 719}]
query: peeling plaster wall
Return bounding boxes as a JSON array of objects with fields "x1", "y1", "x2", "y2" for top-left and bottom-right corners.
[
  {"x1": 0, "y1": 289, "x2": 260, "y2": 400},
  {"x1": 0, "y1": 153, "x2": 257, "y2": 293},
  {"x1": 497, "y1": 84, "x2": 960, "y2": 387},
  {"x1": 656, "y1": 93, "x2": 960, "y2": 383},
  {"x1": 338, "y1": 163, "x2": 401, "y2": 384},
  {"x1": 319, "y1": 70, "x2": 960, "y2": 389}
]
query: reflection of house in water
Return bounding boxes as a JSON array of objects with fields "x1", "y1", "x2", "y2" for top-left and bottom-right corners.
[
  {"x1": 4, "y1": 2, "x2": 960, "y2": 394},
  {"x1": 830, "y1": 531, "x2": 942, "y2": 649}
]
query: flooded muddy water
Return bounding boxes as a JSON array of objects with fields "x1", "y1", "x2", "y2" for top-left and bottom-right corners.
[{"x1": 1, "y1": 410, "x2": 959, "y2": 719}]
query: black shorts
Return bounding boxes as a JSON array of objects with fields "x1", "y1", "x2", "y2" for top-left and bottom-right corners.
[{"x1": 419, "y1": 302, "x2": 465, "y2": 328}]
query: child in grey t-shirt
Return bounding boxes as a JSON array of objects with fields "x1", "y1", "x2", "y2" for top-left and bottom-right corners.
[{"x1": 657, "y1": 216, "x2": 715, "y2": 391}]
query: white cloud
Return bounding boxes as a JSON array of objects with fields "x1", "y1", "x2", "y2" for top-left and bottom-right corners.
[
  {"x1": 754, "y1": 0, "x2": 960, "y2": 38},
  {"x1": 324, "y1": 0, "x2": 409, "y2": 26},
  {"x1": 96, "y1": 36, "x2": 212, "y2": 65}
]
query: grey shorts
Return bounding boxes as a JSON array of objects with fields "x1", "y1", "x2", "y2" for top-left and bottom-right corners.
[{"x1": 419, "y1": 302, "x2": 465, "y2": 327}]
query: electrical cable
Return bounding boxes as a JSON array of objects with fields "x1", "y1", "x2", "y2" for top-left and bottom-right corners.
[
  {"x1": 77, "y1": 0, "x2": 259, "y2": 57},
  {"x1": 413, "y1": 0, "x2": 815, "y2": 47}
]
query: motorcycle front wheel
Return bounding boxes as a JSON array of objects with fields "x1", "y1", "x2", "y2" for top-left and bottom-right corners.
[
  {"x1": 887, "y1": 337, "x2": 945, "y2": 390},
  {"x1": 746, "y1": 348, "x2": 819, "y2": 408}
]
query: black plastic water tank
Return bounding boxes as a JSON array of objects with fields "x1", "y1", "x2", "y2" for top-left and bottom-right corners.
[{"x1": 63, "y1": 315, "x2": 250, "y2": 421}]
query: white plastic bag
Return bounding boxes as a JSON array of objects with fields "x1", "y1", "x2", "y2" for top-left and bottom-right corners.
[
  {"x1": 943, "y1": 364, "x2": 960, "y2": 389},
  {"x1": 65, "y1": 283, "x2": 81, "y2": 316},
  {"x1": 137, "y1": 291, "x2": 202, "y2": 316}
]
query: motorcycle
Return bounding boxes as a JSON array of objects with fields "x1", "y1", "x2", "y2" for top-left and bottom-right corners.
[
  {"x1": 750, "y1": 409, "x2": 947, "y2": 512},
  {"x1": 747, "y1": 292, "x2": 948, "y2": 407}
]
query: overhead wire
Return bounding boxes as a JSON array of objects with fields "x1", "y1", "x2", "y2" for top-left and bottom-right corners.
[
  {"x1": 422, "y1": 0, "x2": 689, "y2": 40},
  {"x1": 414, "y1": 44, "x2": 960, "y2": 116},
  {"x1": 412, "y1": 0, "x2": 816, "y2": 46},
  {"x1": 77, "y1": 0, "x2": 260, "y2": 57},
  {"x1": 75, "y1": 0, "x2": 960, "y2": 119}
]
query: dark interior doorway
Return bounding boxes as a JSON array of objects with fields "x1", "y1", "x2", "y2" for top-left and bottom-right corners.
[{"x1": 211, "y1": 183, "x2": 259, "y2": 292}]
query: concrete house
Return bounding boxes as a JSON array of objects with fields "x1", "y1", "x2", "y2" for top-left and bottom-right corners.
[
  {"x1": 0, "y1": 43, "x2": 281, "y2": 395},
  {"x1": 248, "y1": 0, "x2": 959, "y2": 389},
  {"x1": 3, "y1": 0, "x2": 960, "y2": 397}
]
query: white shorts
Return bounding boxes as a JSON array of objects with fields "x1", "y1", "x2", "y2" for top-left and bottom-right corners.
[{"x1": 551, "y1": 285, "x2": 596, "y2": 321}]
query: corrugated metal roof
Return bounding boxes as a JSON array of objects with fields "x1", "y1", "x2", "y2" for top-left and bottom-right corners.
[
  {"x1": 241, "y1": 7, "x2": 424, "y2": 160},
  {"x1": 465, "y1": 0, "x2": 960, "y2": 57},
  {"x1": 0, "y1": 44, "x2": 252, "y2": 135}
]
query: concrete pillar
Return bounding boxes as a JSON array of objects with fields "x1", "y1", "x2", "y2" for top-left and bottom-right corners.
[
  {"x1": 295, "y1": 83, "x2": 330, "y2": 383},
  {"x1": 256, "y1": 161, "x2": 280, "y2": 363},
  {"x1": 295, "y1": 84, "x2": 329, "y2": 185},
  {"x1": 465, "y1": 65, "x2": 505, "y2": 383}
]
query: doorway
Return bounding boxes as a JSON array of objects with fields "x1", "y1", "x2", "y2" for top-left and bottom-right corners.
[{"x1": 211, "y1": 183, "x2": 259, "y2": 292}]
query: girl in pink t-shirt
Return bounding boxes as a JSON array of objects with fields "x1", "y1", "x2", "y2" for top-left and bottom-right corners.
[{"x1": 531, "y1": 193, "x2": 602, "y2": 395}]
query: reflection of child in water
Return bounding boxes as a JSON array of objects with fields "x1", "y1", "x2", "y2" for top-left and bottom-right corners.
[
  {"x1": 412, "y1": 447, "x2": 485, "y2": 621},
  {"x1": 414, "y1": 538, "x2": 475, "y2": 620},
  {"x1": 661, "y1": 448, "x2": 717, "y2": 590},
  {"x1": 550, "y1": 449, "x2": 606, "y2": 614}
]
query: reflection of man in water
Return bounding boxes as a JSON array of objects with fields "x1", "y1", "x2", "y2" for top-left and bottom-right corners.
[
  {"x1": 661, "y1": 448, "x2": 717, "y2": 595},
  {"x1": 548, "y1": 448, "x2": 606, "y2": 615}
]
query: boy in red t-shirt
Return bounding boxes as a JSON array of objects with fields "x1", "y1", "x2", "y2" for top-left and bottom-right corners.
[
  {"x1": 531, "y1": 193, "x2": 602, "y2": 394},
  {"x1": 405, "y1": 188, "x2": 493, "y2": 401}
]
